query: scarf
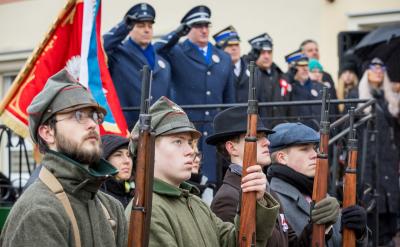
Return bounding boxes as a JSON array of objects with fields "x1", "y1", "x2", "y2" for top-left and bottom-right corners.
[{"x1": 267, "y1": 163, "x2": 314, "y2": 196}]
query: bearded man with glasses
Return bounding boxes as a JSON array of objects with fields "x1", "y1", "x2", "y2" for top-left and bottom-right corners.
[{"x1": 0, "y1": 68, "x2": 127, "y2": 247}]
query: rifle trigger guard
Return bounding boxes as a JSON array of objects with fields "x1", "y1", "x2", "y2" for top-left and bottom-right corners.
[
  {"x1": 245, "y1": 136, "x2": 257, "y2": 142},
  {"x1": 132, "y1": 206, "x2": 146, "y2": 212}
]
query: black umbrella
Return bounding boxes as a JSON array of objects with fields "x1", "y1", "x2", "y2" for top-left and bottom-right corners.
[
  {"x1": 353, "y1": 24, "x2": 400, "y2": 81},
  {"x1": 355, "y1": 24, "x2": 400, "y2": 50}
]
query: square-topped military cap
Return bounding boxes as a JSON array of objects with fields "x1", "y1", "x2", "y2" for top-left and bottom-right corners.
[
  {"x1": 27, "y1": 68, "x2": 106, "y2": 143},
  {"x1": 129, "y1": 96, "x2": 201, "y2": 155}
]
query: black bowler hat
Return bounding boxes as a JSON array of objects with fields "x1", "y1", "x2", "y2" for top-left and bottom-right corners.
[
  {"x1": 213, "y1": 26, "x2": 240, "y2": 49},
  {"x1": 125, "y1": 3, "x2": 156, "y2": 23},
  {"x1": 206, "y1": 106, "x2": 274, "y2": 146},
  {"x1": 181, "y1": 5, "x2": 211, "y2": 26},
  {"x1": 248, "y1": 33, "x2": 273, "y2": 51}
]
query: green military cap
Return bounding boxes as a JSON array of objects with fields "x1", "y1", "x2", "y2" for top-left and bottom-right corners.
[
  {"x1": 27, "y1": 68, "x2": 107, "y2": 144},
  {"x1": 129, "y1": 96, "x2": 201, "y2": 156}
]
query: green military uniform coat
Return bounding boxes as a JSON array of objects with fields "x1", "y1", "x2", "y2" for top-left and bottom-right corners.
[
  {"x1": 0, "y1": 151, "x2": 128, "y2": 247},
  {"x1": 126, "y1": 178, "x2": 279, "y2": 247}
]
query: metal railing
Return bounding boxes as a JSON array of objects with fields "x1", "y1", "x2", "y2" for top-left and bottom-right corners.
[
  {"x1": 0, "y1": 98, "x2": 382, "y2": 246},
  {"x1": 0, "y1": 125, "x2": 36, "y2": 203}
]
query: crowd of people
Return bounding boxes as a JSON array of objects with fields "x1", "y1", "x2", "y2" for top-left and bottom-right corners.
[{"x1": 0, "y1": 2, "x2": 399, "y2": 247}]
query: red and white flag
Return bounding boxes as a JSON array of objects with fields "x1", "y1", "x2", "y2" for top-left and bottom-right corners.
[{"x1": 0, "y1": 0, "x2": 128, "y2": 139}]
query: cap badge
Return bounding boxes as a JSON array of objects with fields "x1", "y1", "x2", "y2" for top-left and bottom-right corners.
[{"x1": 172, "y1": 105, "x2": 185, "y2": 113}]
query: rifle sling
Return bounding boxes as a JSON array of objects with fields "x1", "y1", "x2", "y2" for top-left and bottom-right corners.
[{"x1": 39, "y1": 166, "x2": 113, "y2": 247}]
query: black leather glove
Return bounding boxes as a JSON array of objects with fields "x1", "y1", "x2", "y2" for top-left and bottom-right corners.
[
  {"x1": 341, "y1": 205, "x2": 367, "y2": 239},
  {"x1": 286, "y1": 66, "x2": 298, "y2": 83},
  {"x1": 175, "y1": 23, "x2": 191, "y2": 37},
  {"x1": 124, "y1": 15, "x2": 135, "y2": 30}
]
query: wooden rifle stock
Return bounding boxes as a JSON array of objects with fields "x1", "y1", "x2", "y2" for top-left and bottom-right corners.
[
  {"x1": 128, "y1": 65, "x2": 155, "y2": 247},
  {"x1": 342, "y1": 108, "x2": 357, "y2": 247},
  {"x1": 239, "y1": 61, "x2": 257, "y2": 247},
  {"x1": 311, "y1": 87, "x2": 330, "y2": 247}
]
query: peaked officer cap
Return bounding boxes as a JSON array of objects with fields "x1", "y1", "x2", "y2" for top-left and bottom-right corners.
[
  {"x1": 269, "y1": 122, "x2": 319, "y2": 153},
  {"x1": 213, "y1": 26, "x2": 240, "y2": 49},
  {"x1": 181, "y1": 5, "x2": 211, "y2": 26},
  {"x1": 27, "y1": 68, "x2": 106, "y2": 144},
  {"x1": 248, "y1": 33, "x2": 273, "y2": 51},
  {"x1": 206, "y1": 106, "x2": 274, "y2": 146},
  {"x1": 285, "y1": 49, "x2": 308, "y2": 66},
  {"x1": 125, "y1": 3, "x2": 156, "y2": 23}
]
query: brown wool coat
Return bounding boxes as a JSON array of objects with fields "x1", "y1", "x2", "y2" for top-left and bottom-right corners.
[{"x1": 211, "y1": 169, "x2": 311, "y2": 247}]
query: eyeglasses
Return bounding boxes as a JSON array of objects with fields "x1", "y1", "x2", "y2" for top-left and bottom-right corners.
[
  {"x1": 192, "y1": 152, "x2": 203, "y2": 162},
  {"x1": 369, "y1": 64, "x2": 386, "y2": 72},
  {"x1": 53, "y1": 110, "x2": 104, "y2": 125}
]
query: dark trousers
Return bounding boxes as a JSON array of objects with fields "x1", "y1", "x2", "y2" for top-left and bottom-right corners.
[{"x1": 367, "y1": 212, "x2": 397, "y2": 246}]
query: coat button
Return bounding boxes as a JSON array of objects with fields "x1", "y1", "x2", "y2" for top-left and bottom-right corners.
[
  {"x1": 384, "y1": 176, "x2": 389, "y2": 180},
  {"x1": 206, "y1": 91, "x2": 211, "y2": 96},
  {"x1": 109, "y1": 219, "x2": 117, "y2": 230},
  {"x1": 387, "y1": 192, "x2": 391, "y2": 197},
  {"x1": 207, "y1": 71, "x2": 211, "y2": 75},
  {"x1": 205, "y1": 111, "x2": 209, "y2": 116},
  {"x1": 203, "y1": 131, "x2": 208, "y2": 136}
]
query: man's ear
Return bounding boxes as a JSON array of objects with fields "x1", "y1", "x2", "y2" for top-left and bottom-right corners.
[
  {"x1": 276, "y1": 151, "x2": 288, "y2": 165},
  {"x1": 38, "y1": 125, "x2": 56, "y2": 146},
  {"x1": 225, "y1": 141, "x2": 239, "y2": 157}
]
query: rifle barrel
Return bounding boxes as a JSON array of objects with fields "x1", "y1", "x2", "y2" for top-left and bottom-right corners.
[
  {"x1": 342, "y1": 108, "x2": 357, "y2": 247},
  {"x1": 128, "y1": 65, "x2": 155, "y2": 247},
  {"x1": 311, "y1": 87, "x2": 330, "y2": 247},
  {"x1": 239, "y1": 61, "x2": 257, "y2": 247}
]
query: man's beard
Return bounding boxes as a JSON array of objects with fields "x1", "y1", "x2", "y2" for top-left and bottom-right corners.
[{"x1": 55, "y1": 130, "x2": 102, "y2": 165}]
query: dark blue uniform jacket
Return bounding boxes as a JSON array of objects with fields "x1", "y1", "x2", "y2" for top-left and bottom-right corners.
[{"x1": 104, "y1": 22, "x2": 171, "y2": 129}]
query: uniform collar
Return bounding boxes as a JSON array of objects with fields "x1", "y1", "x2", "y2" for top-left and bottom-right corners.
[
  {"x1": 153, "y1": 178, "x2": 200, "y2": 197},
  {"x1": 43, "y1": 150, "x2": 118, "y2": 200},
  {"x1": 229, "y1": 163, "x2": 243, "y2": 176},
  {"x1": 128, "y1": 37, "x2": 152, "y2": 52}
]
